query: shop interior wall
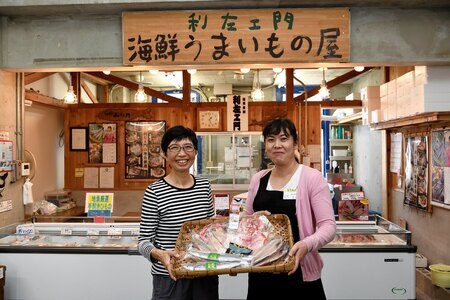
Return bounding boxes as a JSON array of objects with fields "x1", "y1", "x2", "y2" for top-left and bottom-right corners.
[
  {"x1": 390, "y1": 190, "x2": 449, "y2": 266},
  {"x1": 24, "y1": 102, "x2": 64, "y2": 207},
  {"x1": 0, "y1": 70, "x2": 24, "y2": 227}
]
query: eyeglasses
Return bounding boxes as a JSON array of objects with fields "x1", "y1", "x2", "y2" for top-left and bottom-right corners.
[{"x1": 168, "y1": 144, "x2": 196, "y2": 153}]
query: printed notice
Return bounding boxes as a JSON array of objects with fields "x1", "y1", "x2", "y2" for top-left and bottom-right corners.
[{"x1": 390, "y1": 133, "x2": 403, "y2": 173}]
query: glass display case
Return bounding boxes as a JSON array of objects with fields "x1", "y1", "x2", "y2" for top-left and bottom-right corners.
[
  {"x1": 323, "y1": 215, "x2": 411, "y2": 248},
  {"x1": 194, "y1": 132, "x2": 264, "y2": 189},
  {"x1": 0, "y1": 216, "x2": 140, "y2": 253},
  {"x1": 0, "y1": 217, "x2": 250, "y2": 300},
  {"x1": 319, "y1": 215, "x2": 417, "y2": 300}
]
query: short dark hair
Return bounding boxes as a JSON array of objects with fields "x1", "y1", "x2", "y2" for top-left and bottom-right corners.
[
  {"x1": 262, "y1": 118, "x2": 298, "y2": 144},
  {"x1": 161, "y1": 125, "x2": 198, "y2": 154}
]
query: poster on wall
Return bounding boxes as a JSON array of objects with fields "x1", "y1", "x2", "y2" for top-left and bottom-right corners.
[
  {"x1": 125, "y1": 121, "x2": 166, "y2": 179},
  {"x1": 0, "y1": 140, "x2": 13, "y2": 172},
  {"x1": 430, "y1": 129, "x2": 450, "y2": 209},
  {"x1": 88, "y1": 123, "x2": 117, "y2": 164},
  {"x1": 404, "y1": 135, "x2": 428, "y2": 210}
]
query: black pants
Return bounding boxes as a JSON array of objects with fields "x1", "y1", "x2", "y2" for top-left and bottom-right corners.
[
  {"x1": 247, "y1": 268, "x2": 326, "y2": 300},
  {"x1": 152, "y1": 275, "x2": 219, "y2": 300}
]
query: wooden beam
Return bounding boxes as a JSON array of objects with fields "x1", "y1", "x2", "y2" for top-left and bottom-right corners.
[
  {"x1": 294, "y1": 67, "x2": 373, "y2": 102},
  {"x1": 182, "y1": 70, "x2": 190, "y2": 109},
  {"x1": 80, "y1": 79, "x2": 98, "y2": 103},
  {"x1": 86, "y1": 72, "x2": 180, "y2": 104},
  {"x1": 81, "y1": 72, "x2": 110, "y2": 85},
  {"x1": 25, "y1": 72, "x2": 55, "y2": 85},
  {"x1": 319, "y1": 100, "x2": 362, "y2": 108},
  {"x1": 25, "y1": 89, "x2": 68, "y2": 108}
]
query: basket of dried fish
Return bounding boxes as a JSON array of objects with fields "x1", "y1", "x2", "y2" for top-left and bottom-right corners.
[{"x1": 172, "y1": 214, "x2": 295, "y2": 278}]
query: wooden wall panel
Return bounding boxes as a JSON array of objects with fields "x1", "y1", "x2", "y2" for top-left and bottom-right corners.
[{"x1": 65, "y1": 101, "x2": 320, "y2": 190}]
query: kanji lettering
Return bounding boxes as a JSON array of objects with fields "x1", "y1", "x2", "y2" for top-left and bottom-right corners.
[
  {"x1": 188, "y1": 13, "x2": 208, "y2": 32},
  {"x1": 273, "y1": 11, "x2": 294, "y2": 30},
  {"x1": 127, "y1": 35, "x2": 152, "y2": 62},
  {"x1": 221, "y1": 13, "x2": 238, "y2": 31},
  {"x1": 154, "y1": 34, "x2": 168, "y2": 60},
  {"x1": 317, "y1": 28, "x2": 342, "y2": 58},
  {"x1": 166, "y1": 34, "x2": 180, "y2": 61}
]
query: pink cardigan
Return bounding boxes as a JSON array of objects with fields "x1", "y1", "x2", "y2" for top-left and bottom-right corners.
[{"x1": 245, "y1": 165, "x2": 336, "y2": 281}]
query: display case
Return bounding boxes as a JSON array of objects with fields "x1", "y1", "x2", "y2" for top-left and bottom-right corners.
[
  {"x1": 0, "y1": 217, "x2": 140, "y2": 253},
  {"x1": 319, "y1": 215, "x2": 417, "y2": 300},
  {"x1": 194, "y1": 132, "x2": 264, "y2": 189},
  {"x1": 0, "y1": 217, "x2": 250, "y2": 300}
]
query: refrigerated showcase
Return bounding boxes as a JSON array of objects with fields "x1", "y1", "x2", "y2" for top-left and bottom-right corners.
[
  {"x1": 319, "y1": 215, "x2": 417, "y2": 300},
  {"x1": 0, "y1": 217, "x2": 248, "y2": 300}
]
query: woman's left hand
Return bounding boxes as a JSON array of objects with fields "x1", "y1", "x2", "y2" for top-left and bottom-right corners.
[{"x1": 287, "y1": 240, "x2": 308, "y2": 275}]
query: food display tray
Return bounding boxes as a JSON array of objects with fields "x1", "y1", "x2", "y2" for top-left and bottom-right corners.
[{"x1": 172, "y1": 214, "x2": 295, "y2": 278}]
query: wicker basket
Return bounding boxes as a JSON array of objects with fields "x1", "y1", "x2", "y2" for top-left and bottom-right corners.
[{"x1": 172, "y1": 214, "x2": 295, "y2": 278}]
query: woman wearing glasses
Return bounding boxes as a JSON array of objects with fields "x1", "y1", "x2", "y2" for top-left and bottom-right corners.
[
  {"x1": 138, "y1": 125, "x2": 218, "y2": 300},
  {"x1": 244, "y1": 118, "x2": 336, "y2": 300}
]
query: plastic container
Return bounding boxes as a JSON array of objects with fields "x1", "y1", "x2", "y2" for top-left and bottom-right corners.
[
  {"x1": 333, "y1": 149, "x2": 348, "y2": 156},
  {"x1": 429, "y1": 264, "x2": 450, "y2": 288}
]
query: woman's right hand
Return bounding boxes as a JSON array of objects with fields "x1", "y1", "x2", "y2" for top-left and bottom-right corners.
[{"x1": 150, "y1": 248, "x2": 179, "y2": 281}]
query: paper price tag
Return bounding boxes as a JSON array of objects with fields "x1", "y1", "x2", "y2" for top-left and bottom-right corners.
[
  {"x1": 107, "y1": 228, "x2": 122, "y2": 239},
  {"x1": 61, "y1": 228, "x2": 72, "y2": 235},
  {"x1": 87, "y1": 229, "x2": 99, "y2": 239},
  {"x1": 16, "y1": 224, "x2": 35, "y2": 235},
  {"x1": 228, "y1": 213, "x2": 240, "y2": 230}
]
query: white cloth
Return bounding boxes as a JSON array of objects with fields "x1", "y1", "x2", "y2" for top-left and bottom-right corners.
[{"x1": 23, "y1": 178, "x2": 34, "y2": 205}]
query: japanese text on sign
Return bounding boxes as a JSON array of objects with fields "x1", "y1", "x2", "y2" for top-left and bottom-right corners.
[
  {"x1": 122, "y1": 8, "x2": 349, "y2": 65},
  {"x1": 85, "y1": 192, "x2": 114, "y2": 216}
]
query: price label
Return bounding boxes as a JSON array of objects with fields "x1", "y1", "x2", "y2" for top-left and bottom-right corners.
[
  {"x1": 107, "y1": 228, "x2": 122, "y2": 239},
  {"x1": 16, "y1": 224, "x2": 35, "y2": 235},
  {"x1": 61, "y1": 228, "x2": 72, "y2": 235},
  {"x1": 87, "y1": 229, "x2": 99, "y2": 239}
]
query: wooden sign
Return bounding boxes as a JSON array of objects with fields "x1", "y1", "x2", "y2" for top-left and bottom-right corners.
[
  {"x1": 227, "y1": 95, "x2": 249, "y2": 131},
  {"x1": 123, "y1": 8, "x2": 349, "y2": 66}
]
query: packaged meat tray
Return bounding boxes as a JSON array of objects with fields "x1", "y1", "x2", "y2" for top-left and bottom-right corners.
[{"x1": 172, "y1": 214, "x2": 295, "y2": 278}]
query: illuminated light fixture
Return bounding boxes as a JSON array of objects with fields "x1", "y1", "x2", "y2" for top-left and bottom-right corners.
[
  {"x1": 354, "y1": 66, "x2": 365, "y2": 72},
  {"x1": 251, "y1": 69, "x2": 264, "y2": 101},
  {"x1": 134, "y1": 71, "x2": 147, "y2": 102},
  {"x1": 318, "y1": 67, "x2": 330, "y2": 100},
  {"x1": 64, "y1": 73, "x2": 78, "y2": 104},
  {"x1": 240, "y1": 68, "x2": 250, "y2": 74},
  {"x1": 273, "y1": 67, "x2": 283, "y2": 73},
  {"x1": 102, "y1": 70, "x2": 111, "y2": 75},
  {"x1": 187, "y1": 69, "x2": 197, "y2": 75},
  {"x1": 149, "y1": 69, "x2": 159, "y2": 75}
]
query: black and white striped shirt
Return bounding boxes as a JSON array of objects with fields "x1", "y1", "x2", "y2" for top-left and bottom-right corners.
[{"x1": 138, "y1": 175, "x2": 214, "y2": 276}]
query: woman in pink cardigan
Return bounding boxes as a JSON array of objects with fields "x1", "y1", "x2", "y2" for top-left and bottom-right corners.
[{"x1": 244, "y1": 118, "x2": 336, "y2": 300}]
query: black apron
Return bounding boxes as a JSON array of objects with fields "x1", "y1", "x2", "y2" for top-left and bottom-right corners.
[{"x1": 247, "y1": 171, "x2": 326, "y2": 300}]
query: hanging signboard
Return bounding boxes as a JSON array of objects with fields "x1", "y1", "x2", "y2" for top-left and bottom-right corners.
[
  {"x1": 123, "y1": 8, "x2": 349, "y2": 66},
  {"x1": 227, "y1": 95, "x2": 249, "y2": 132}
]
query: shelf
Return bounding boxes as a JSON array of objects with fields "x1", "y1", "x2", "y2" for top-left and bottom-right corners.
[
  {"x1": 329, "y1": 139, "x2": 352, "y2": 144},
  {"x1": 337, "y1": 111, "x2": 363, "y2": 124},
  {"x1": 329, "y1": 156, "x2": 352, "y2": 160},
  {"x1": 371, "y1": 112, "x2": 450, "y2": 130}
]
